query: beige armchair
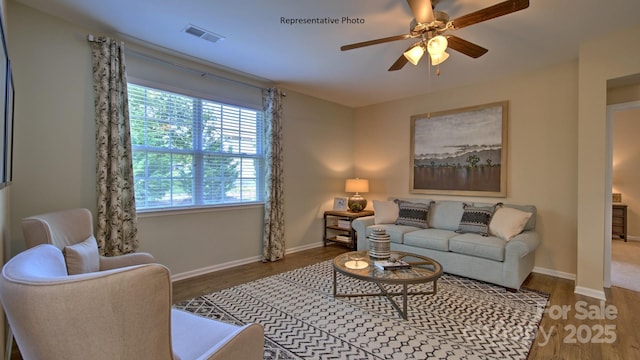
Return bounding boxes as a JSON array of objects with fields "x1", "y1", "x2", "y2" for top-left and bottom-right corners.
[
  {"x1": 0, "y1": 244, "x2": 264, "y2": 360},
  {"x1": 22, "y1": 208, "x2": 155, "y2": 271}
]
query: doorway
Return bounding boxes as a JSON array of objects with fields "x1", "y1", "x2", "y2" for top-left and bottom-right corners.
[{"x1": 605, "y1": 99, "x2": 640, "y2": 292}]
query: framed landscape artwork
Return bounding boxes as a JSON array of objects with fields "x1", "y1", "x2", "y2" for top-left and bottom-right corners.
[{"x1": 410, "y1": 101, "x2": 508, "y2": 197}]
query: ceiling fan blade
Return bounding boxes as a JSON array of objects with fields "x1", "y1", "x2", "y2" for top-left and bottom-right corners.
[
  {"x1": 449, "y1": 0, "x2": 529, "y2": 30},
  {"x1": 446, "y1": 35, "x2": 488, "y2": 58},
  {"x1": 388, "y1": 42, "x2": 422, "y2": 71},
  {"x1": 388, "y1": 54, "x2": 410, "y2": 71},
  {"x1": 407, "y1": 0, "x2": 435, "y2": 24},
  {"x1": 340, "y1": 34, "x2": 413, "y2": 51}
]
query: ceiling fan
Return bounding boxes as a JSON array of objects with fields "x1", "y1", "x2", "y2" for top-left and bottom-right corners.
[{"x1": 340, "y1": 0, "x2": 530, "y2": 72}]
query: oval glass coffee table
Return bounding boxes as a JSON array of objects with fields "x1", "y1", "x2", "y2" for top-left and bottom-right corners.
[{"x1": 333, "y1": 251, "x2": 443, "y2": 319}]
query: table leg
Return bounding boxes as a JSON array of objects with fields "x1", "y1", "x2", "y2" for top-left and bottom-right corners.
[
  {"x1": 402, "y1": 284, "x2": 408, "y2": 320},
  {"x1": 333, "y1": 268, "x2": 337, "y2": 296}
]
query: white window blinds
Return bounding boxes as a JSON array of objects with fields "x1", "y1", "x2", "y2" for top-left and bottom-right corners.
[{"x1": 128, "y1": 83, "x2": 264, "y2": 210}]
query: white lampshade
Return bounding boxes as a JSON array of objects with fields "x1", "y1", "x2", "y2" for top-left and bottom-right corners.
[
  {"x1": 427, "y1": 35, "x2": 448, "y2": 56},
  {"x1": 345, "y1": 178, "x2": 369, "y2": 194},
  {"x1": 430, "y1": 51, "x2": 449, "y2": 66},
  {"x1": 403, "y1": 45, "x2": 425, "y2": 66}
]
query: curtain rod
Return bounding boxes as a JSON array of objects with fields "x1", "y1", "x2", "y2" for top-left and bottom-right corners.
[{"x1": 87, "y1": 34, "x2": 281, "y2": 94}]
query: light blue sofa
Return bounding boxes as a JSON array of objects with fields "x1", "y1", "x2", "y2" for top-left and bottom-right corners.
[{"x1": 352, "y1": 199, "x2": 540, "y2": 290}]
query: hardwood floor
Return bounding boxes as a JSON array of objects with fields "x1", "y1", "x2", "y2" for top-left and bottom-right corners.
[
  {"x1": 172, "y1": 245, "x2": 348, "y2": 303},
  {"x1": 173, "y1": 244, "x2": 640, "y2": 360},
  {"x1": 10, "y1": 244, "x2": 640, "y2": 359}
]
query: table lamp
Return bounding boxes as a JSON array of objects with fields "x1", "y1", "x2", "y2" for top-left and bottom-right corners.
[{"x1": 345, "y1": 178, "x2": 369, "y2": 212}]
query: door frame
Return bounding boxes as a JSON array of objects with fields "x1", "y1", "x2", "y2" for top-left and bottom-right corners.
[{"x1": 604, "y1": 100, "x2": 640, "y2": 287}]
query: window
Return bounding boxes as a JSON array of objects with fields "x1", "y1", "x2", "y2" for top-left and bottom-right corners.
[{"x1": 128, "y1": 83, "x2": 264, "y2": 210}]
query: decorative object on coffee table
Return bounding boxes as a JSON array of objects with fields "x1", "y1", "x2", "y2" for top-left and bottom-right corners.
[
  {"x1": 344, "y1": 253, "x2": 368, "y2": 269},
  {"x1": 368, "y1": 228, "x2": 390, "y2": 259},
  {"x1": 345, "y1": 178, "x2": 369, "y2": 212}
]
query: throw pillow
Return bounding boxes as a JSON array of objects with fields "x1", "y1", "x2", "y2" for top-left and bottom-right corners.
[
  {"x1": 394, "y1": 200, "x2": 434, "y2": 228},
  {"x1": 373, "y1": 200, "x2": 399, "y2": 224},
  {"x1": 63, "y1": 235, "x2": 100, "y2": 275},
  {"x1": 456, "y1": 203, "x2": 503, "y2": 237},
  {"x1": 489, "y1": 207, "x2": 533, "y2": 241}
]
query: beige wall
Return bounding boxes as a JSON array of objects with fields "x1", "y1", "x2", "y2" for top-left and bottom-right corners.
[
  {"x1": 7, "y1": 2, "x2": 354, "y2": 276},
  {"x1": 354, "y1": 61, "x2": 579, "y2": 275},
  {"x1": 577, "y1": 24, "x2": 640, "y2": 296},
  {"x1": 612, "y1": 108, "x2": 640, "y2": 238}
]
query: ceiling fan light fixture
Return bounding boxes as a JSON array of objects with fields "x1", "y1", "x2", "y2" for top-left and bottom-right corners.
[
  {"x1": 427, "y1": 35, "x2": 448, "y2": 56},
  {"x1": 430, "y1": 51, "x2": 449, "y2": 66},
  {"x1": 403, "y1": 44, "x2": 425, "y2": 65}
]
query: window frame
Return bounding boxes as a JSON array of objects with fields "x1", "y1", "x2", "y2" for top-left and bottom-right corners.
[{"x1": 127, "y1": 79, "x2": 265, "y2": 213}]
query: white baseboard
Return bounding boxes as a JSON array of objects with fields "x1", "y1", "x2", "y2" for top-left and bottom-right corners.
[
  {"x1": 532, "y1": 266, "x2": 576, "y2": 280},
  {"x1": 533, "y1": 266, "x2": 607, "y2": 300},
  {"x1": 171, "y1": 241, "x2": 326, "y2": 282},
  {"x1": 574, "y1": 286, "x2": 607, "y2": 300},
  {"x1": 284, "y1": 241, "x2": 325, "y2": 254},
  {"x1": 626, "y1": 235, "x2": 640, "y2": 241},
  {"x1": 171, "y1": 255, "x2": 262, "y2": 281}
]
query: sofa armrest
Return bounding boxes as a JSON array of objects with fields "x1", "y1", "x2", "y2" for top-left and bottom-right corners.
[
  {"x1": 352, "y1": 216, "x2": 375, "y2": 250},
  {"x1": 505, "y1": 231, "x2": 540, "y2": 258}
]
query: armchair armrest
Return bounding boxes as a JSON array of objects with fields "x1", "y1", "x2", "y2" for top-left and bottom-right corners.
[
  {"x1": 99, "y1": 252, "x2": 156, "y2": 271},
  {"x1": 171, "y1": 309, "x2": 264, "y2": 360},
  {"x1": 352, "y1": 216, "x2": 375, "y2": 251}
]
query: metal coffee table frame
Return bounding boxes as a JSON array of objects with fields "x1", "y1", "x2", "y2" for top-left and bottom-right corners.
[{"x1": 332, "y1": 251, "x2": 443, "y2": 319}]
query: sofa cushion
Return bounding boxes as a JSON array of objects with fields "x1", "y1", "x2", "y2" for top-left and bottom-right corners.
[
  {"x1": 449, "y1": 233, "x2": 506, "y2": 261},
  {"x1": 63, "y1": 235, "x2": 100, "y2": 275},
  {"x1": 394, "y1": 200, "x2": 434, "y2": 228},
  {"x1": 404, "y1": 229, "x2": 457, "y2": 251},
  {"x1": 429, "y1": 201, "x2": 465, "y2": 231},
  {"x1": 373, "y1": 200, "x2": 399, "y2": 224},
  {"x1": 475, "y1": 202, "x2": 537, "y2": 231},
  {"x1": 489, "y1": 207, "x2": 533, "y2": 240},
  {"x1": 456, "y1": 203, "x2": 502, "y2": 236},
  {"x1": 366, "y1": 224, "x2": 418, "y2": 244}
]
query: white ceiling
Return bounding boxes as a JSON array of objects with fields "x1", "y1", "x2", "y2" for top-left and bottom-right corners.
[{"x1": 13, "y1": 0, "x2": 640, "y2": 107}]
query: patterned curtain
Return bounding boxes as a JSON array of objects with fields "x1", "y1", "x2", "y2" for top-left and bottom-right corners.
[
  {"x1": 89, "y1": 37, "x2": 139, "y2": 256},
  {"x1": 262, "y1": 88, "x2": 285, "y2": 262}
]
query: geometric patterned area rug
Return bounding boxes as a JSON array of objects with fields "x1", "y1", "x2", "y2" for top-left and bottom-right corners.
[{"x1": 175, "y1": 260, "x2": 549, "y2": 359}]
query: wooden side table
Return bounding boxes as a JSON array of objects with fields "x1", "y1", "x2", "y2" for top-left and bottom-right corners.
[
  {"x1": 612, "y1": 204, "x2": 627, "y2": 242},
  {"x1": 323, "y1": 210, "x2": 374, "y2": 249}
]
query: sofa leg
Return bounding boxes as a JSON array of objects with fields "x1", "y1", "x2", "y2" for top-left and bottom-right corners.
[{"x1": 506, "y1": 287, "x2": 518, "y2": 293}]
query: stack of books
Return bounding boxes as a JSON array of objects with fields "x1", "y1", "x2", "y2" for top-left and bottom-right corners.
[
  {"x1": 337, "y1": 220, "x2": 351, "y2": 229},
  {"x1": 335, "y1": 235, "x2": 351, "y2": 242},
  {"x1": 374, "y1": 259, "x2": 411, "y2": 270}
]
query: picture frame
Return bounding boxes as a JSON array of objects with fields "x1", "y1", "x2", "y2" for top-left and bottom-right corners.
[
  {"x1": 410, "y1": 101, "x2": 508, "y2": 197},
  {"x1": 612, "y1": 193, "x2": 622, "y2": 203},
  {"x1": 333, "y1": 197, "x2": 348, "y2": 211},
  {"x1": 4, "y1": 60, "x2": 13, "y2": 184},
  {"x1": 0, "y1": 14, "x2": 6, "y2": 188}
]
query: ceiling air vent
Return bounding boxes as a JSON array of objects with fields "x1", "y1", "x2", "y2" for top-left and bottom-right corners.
[{"x1": 183, "y1": 24, "x2": 225, "y2": 43}]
